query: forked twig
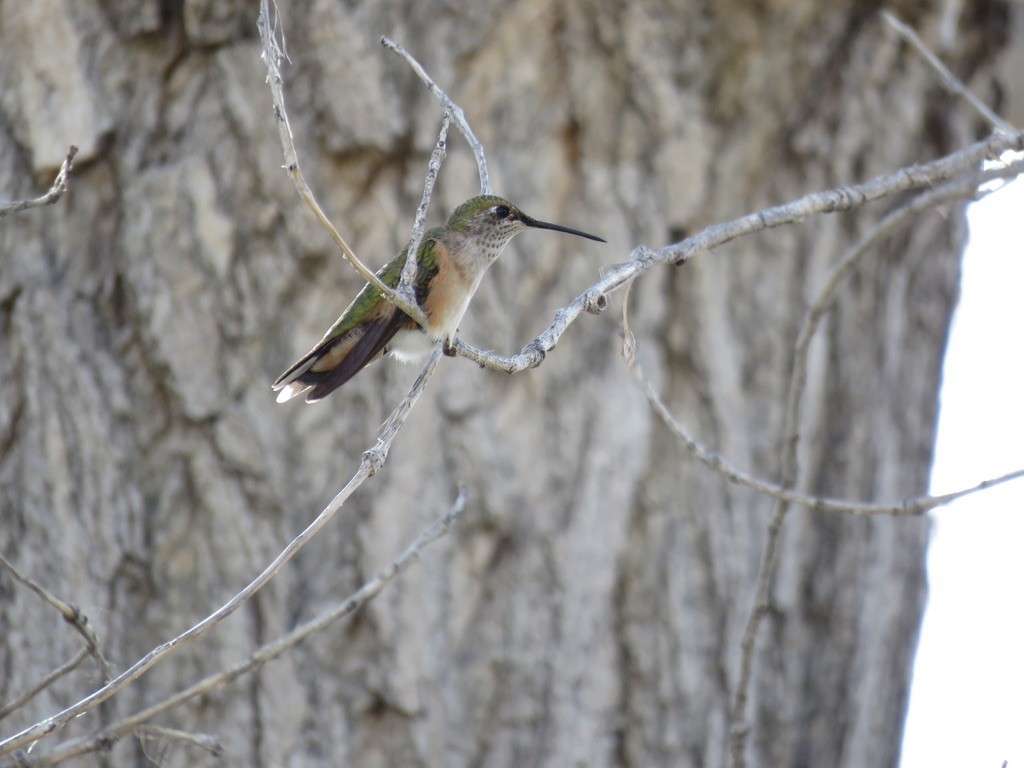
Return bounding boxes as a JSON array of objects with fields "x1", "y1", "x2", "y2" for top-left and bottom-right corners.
[
  {"x1": 256, "y1": 0, "x2": 427, "y2": 326},
  {"x1": 0, "y1": 554, "x2": 111, "y2": 682},
  {"x1": 0, "y1": 350, "x2": 443, "y2": 759},
  {"x1": 381, "y1": 36, "x2": 491, "y2": 194},
  {"x1": 15, "y1": 487, "x2": 465, "y2": 767}
]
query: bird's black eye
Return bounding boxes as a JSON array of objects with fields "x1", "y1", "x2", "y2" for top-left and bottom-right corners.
[{"x1": 494, "y1": 205, "x2": 511, "y2": 219}]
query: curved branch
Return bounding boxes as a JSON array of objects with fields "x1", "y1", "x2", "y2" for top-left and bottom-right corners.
[
  {"x1": 0, "y1": 146, "x2": 77, "y2": 219},
  {"x1": 632, "y1": 364, "x2": 1024, "y2": 517},
  {"x1": 381, "y1": 36, "x2": 491, "y2": 194}
]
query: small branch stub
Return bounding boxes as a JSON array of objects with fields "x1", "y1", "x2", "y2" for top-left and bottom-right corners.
[
  {"x1": 0, "y1": 145, "x2": 78, "y2": 218},
  {"x1": 585, "y1": 290, "x2": 608, "y2": 314}
]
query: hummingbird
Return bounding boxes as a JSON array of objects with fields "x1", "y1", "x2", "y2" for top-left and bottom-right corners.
[{"x1": 273, "y1": 194, "x2": 605, "y2": 403}]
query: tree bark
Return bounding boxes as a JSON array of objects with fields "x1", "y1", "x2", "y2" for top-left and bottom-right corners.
[{"x1": 0, "y1": 1, "x2": 1017, "y2": 766}]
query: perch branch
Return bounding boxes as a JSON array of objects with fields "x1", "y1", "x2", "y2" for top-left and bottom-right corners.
[
  {"x1": 0, "y1": 146, "x2": 78, "y2": 219},
  {"x1": 0, "y1": 350, "x2": 443, "y2": 759},
  {"x1": 451, "y1": 130, "x2": 1024, "y2": 374},
  {"x1": 14, "y1": 488, "x2": 465, "y2": 767},
  {"x1": 256, "y1": 0, "x2": 427, "y2": 326}
]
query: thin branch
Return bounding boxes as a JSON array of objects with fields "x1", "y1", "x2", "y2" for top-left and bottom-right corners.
[
  {"x1": 0, "y1": 350, "x2": 443, "y2": 759},
  {"x1": 400, "y1": 112, "x2": 451, "y2": 301},
  {"x1": 0, "y1": 554, "x2": 111, "y2": 682},
  {"x1": 136, "y1": 725, "x2": 222, "y2": 760},
  {"x1": 0, "y1": 650, "x2": 88, "y2": 722},
  {"x1": 726, "y1": 159, "x2": 1024, "y2": 767},
  {"x1": 256, "y1": 0, "x2": 427, "y2": 327},
  {"x1": 381, "y1": 36, "x2": 491, "y2": 194},
  {"x1": 451, "y1": 130, "x2": 1024, "y2": 375},
  {"x1": 882, "y1": 10, "x2": 1016, "y2": 134},
  {"x1": 0, "y1": 146, "x2": 78, "y2": 219},
  {"x1": 632, "y1": 364, "x2": 1024, "y2": 517},
  {"x1": 15, "y1": 488, "x2": 465, "y2": 768}
]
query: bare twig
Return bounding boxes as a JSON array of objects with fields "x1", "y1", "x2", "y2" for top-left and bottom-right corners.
[
  {"x1": 0, "y1": 350, "x2": 443, "y2": 759},
  {"x1": 136, "y1": 725, "x2": 223, "y2": 760},
  {"x1": 256, "y1": 0, "x2": 427, "y2": 327},
  {"x1": 882, "y1": 10, "x2": 1016, "y2": 134},
  {"x1": 725, "y1": 158, "x2": 1024, "y2": 767},
  {"x1": 0, "y1": 146, "x2": 78, "y2": 219},
  {"x1": 632, "y1": 364, "x2": 1024, "y2": 517},
  {"x1": 782, "y1": 159, "x2": 1024, "y2": 481},
  {"x1": 14, "y1": 487, "x2": 465, "y2": 767},
  {"x1": 400, "y1": 112, "x2": 451, "y2": 300},
  {"x1": 451, "y1": 130, "x2": 1024, "y2": 375},
  {"x1": 0, "y1": 554, "x2": 111, "y2": 682},
  {"x1": 381, "y1": 36, "x2": 491, "y2": 194},
  {"x1": 0, "y1": 650, "x2": 88, "y2": 722}
]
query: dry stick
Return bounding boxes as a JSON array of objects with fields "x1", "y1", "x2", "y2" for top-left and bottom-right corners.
[
  {"x1": 400, "y1": 112, "x2": 451, "y2": 302},
  {"x1": 0, "y1": 650, "x2": 88, "y2": 723},
  {"x1": 256, "y1": 0, "x2": 427, "y2": 327},
  {"x1": 725, "y1": 155, "x2": 1024, "y2": 768},
  {"x1": 15, "y1": 487, "x2": 464, "y2": 768},
  {"x1": 451, "y1": 129, "x2": 1024, "y2": 375},
  {"x1": 882, "y1": 10, "x2": 1016, "y2": 134},
  {"x1": 381, "y1": 36, "x2": 491, "y2": 195},
  {"x1": 135, "y1": 725, "x2": 222, "y2": 760},
  {"x1": 0, "y1": 146, "x2": 78, "y2": 218},
  {"x1": 0, "y1": 350, "x2": 443, "y2": 759},
  {"x1": 633, "y1": 367, "x2": 1024, "y2": 517},
  {"x1": 0, "y1": 554, "x2": 111, "y2": 682}
]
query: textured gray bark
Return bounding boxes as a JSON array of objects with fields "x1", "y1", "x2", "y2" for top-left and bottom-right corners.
[{"x1": 0, "y1": 1, "x2": 1018, "y2": 766}]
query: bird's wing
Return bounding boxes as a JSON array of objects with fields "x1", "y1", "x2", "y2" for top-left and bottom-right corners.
[
  {"x1": 273, "y1": 235, "x2": 441, "y2": 403},
  {"x1": 303, "y1": 308, "x2": 412, "y2": 402}
]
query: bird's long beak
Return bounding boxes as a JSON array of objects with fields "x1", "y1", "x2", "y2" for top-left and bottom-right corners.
[{"x1": 522, "y1": 214, "x2": 606, "y2": 243}]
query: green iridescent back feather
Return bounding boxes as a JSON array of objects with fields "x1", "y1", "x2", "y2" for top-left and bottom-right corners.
[{"x1": 319, "y1": 229, "x2": 443, "y2": 342}]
